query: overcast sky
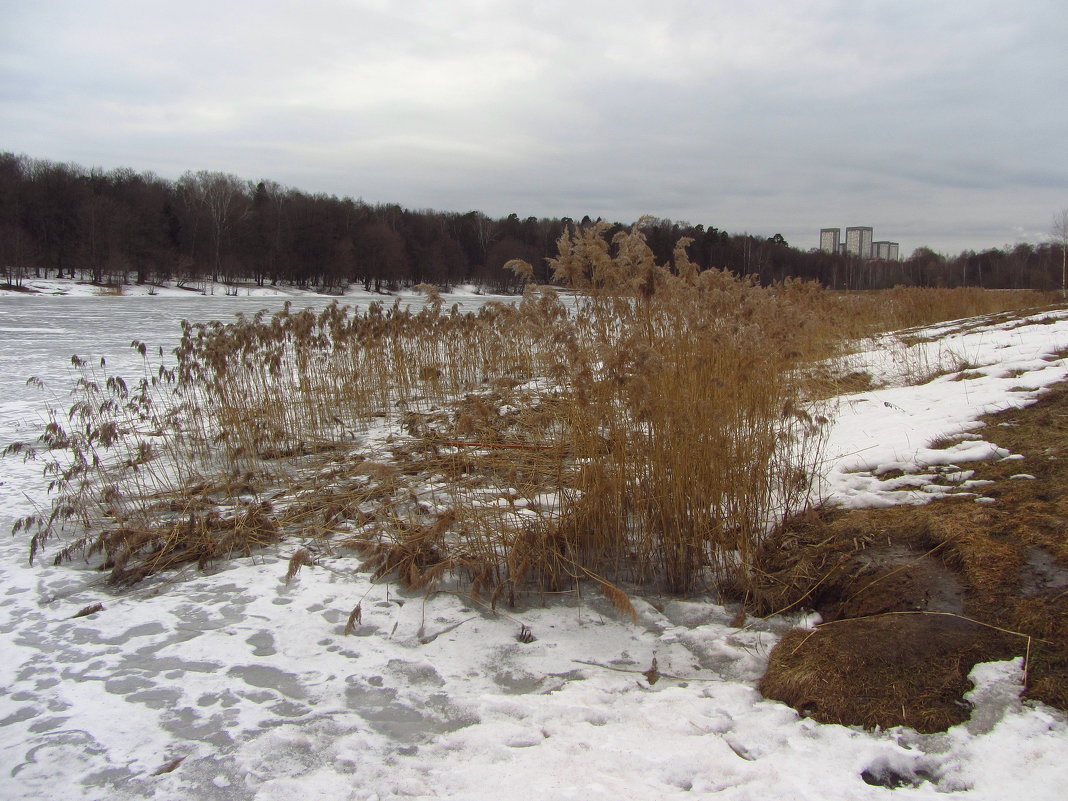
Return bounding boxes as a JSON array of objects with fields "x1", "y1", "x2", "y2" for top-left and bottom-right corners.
[{"x1": 2, "y1": 0, "x2": 1066, "y2": 255}]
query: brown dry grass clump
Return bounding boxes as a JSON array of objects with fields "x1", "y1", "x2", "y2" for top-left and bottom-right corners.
[
  {"x1": 11, "y1": 223, "x2": 834, "y2": 599},
  {"x1": 761, "y1": 615, "x2": 1017, "y2": 733},
  {"x1": 757, "y1": 383, "x2": 1068, "y2": 729},
  {"x1": 7, "y1": 220, "x2": 1061, "y2": 610}
]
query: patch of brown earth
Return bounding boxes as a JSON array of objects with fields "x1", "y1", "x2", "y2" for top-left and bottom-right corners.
[
  {"x1": 829, "y1": 545, "x2": 965, "y2": 619},
  {"x1": 754, "y1": 382, "x2": 1068, "y2": 731}
]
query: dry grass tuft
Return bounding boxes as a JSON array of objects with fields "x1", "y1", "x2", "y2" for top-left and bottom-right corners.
[
  {"x1": 70, "y1": 602, "x2": 105, "y2": 619},
  {"x1": 284, "y1": 548, "x2": 317, "y2": 584},
  {"x1": 643, "y1": 656, "x2": 661, "y2": 686},
  {"x1": 151, "y1": 756, "x2": 185, "y2": 776},
  {"x1": 760, "y1": 614, "x2": 1018, "y2": 732},
  {"x1": 344, "y1": 603, "x2": 363, "y2": 635}
]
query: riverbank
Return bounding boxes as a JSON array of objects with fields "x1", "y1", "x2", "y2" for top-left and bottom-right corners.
[{"x1": 2, "y1": 294, "x2": 1068, "y2": 800}]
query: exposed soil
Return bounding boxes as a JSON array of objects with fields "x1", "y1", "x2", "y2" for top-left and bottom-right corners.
[{"x1": 755, "y1": 383, "x2": 1068, "y2": 732}]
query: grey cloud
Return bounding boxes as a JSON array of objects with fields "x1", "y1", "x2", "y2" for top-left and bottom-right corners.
[{"x1": 2, "y1": 1, "x2": 1066, "y2": 256}]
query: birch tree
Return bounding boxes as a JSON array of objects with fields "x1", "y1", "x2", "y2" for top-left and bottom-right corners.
[
  {"x1": 1052, "y1": 210, "x2": 1068, "y2": 298},
  {"x1": 177, "y1": 170, "x2": 249, "y2": 282}
]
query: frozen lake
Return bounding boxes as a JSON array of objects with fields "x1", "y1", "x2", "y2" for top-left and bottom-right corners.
[{"x1": 0, "y1": 293, "x2": 501, "y2": 439}]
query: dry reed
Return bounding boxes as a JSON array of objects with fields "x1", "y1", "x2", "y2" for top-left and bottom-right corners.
[{"x1": 8, "y1": 224, "x2": 1061, "y2": 604}]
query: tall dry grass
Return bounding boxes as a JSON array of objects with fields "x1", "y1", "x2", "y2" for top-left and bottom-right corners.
[
  {"x1": 825, "y1": 286, "x2": 1061, "y2": 341},
  {"x1": 9, "y1": 224, "x2": 1062, "y2": 603}
]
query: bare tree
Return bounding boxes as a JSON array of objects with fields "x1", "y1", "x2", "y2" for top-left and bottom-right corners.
[
  {"x1": 177, "y1": 170, "x2": 249, "y2": 282},
  {"x1": 354, "y1": 221, "x2": 407, "y2": 292},
  {"x1": 1052, "y1": 209, "x2": 1068, "y2": 298}
]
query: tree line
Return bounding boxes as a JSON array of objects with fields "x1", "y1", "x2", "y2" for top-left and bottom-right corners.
[{"x1": 1, "y1": 152, "x2": 1064, "y2": 293}]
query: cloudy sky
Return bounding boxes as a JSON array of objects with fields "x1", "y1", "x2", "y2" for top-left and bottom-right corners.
[{"x1": 2, "y1": 0, "x2": 1066, "y2": 255}]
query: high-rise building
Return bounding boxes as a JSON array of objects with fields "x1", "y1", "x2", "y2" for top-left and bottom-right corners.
[
  {"x1": 845, "y1": 226, "x2": 873, "y2": 259},
  {"x1": 873, "y1": 241, "x2": 900, "y2": 261},
  {"x1": 819, "y1": 228, "x2": 841, "y2": 254},
  {"x1": 817, "y1": 226, "x2": 900, "y2": 260}
]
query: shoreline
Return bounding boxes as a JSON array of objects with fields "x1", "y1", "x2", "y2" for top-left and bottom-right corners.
[{"x1": 0, "y1": 277, "x2": 496, "y2": 300}]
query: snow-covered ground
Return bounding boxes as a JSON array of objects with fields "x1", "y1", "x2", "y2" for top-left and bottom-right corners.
[
  {"x1": 823, "y1": 309, "x2": 1068, "y2": 509},
  {"x1": 2, "y1": 296, "x2": 1067, "y2": 800},
  {"x1": 0, "y1": 276, "x2": 491, "y2": 300}
]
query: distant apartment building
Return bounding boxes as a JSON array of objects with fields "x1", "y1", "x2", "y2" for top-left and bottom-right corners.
[
  {"x1": 819, "y1": 228, "x2": 841, "y2": 254},
  {"x1": 873, "y1": 241, "x2": 899, "y2": 261},
  {"x1": 819, "y1": 225, "x2": 898, "y2": 260},
  {"x1": 845, "y1": 226, "x2": 873, "y2": 259}
]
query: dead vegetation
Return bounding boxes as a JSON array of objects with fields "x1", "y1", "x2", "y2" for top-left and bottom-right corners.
[
  {"x1": 11, "y1": 223, "x2": 832, "y2": 602},
  {"x1": 757, "y1": 384, "x2": 1068, "y2": 730},
  {"x1": 762, "y1": 615, "x2": 1019, "y2": 733},
  {"x1": 6, "y1": 222, "x2": 1063, "y2": 625}
]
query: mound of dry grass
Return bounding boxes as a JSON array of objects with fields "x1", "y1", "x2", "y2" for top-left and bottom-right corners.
[
  {"x1": 761, "y1": 614, "x2": 1018, "y2": 733},
  {"x1": 756, "y1": 383, "x2": 1068, "y2": 728}
]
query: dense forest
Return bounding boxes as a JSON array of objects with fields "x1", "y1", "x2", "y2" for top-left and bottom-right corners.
[{"x1": 1, "y1": 152, "x2": 1064, "y2": 293}]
